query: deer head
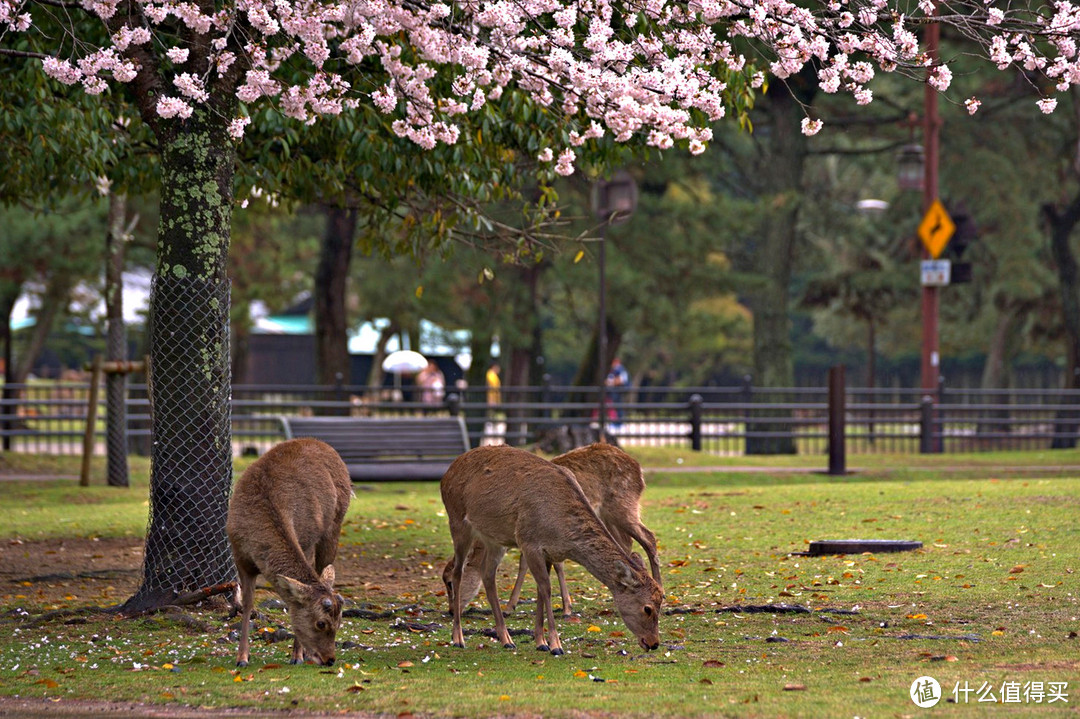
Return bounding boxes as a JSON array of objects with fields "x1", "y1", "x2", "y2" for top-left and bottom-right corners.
[{"x1": 278, "y1": 565, "x2": 343, "y2": 665}]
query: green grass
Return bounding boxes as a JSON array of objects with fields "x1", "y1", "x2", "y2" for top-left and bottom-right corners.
[{"x1": 0, "y1": 448, "x2": 1078, "y2": 716}]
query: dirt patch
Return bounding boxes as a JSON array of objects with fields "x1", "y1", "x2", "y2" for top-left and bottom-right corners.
[{"x1": 0, "y1": 537, "x2": 440, "y2": 609}]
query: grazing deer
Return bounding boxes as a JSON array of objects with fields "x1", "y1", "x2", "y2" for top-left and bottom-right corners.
[
  {"x1": 445, "y1": 443, "x2": 661, "y2": 616},
  {"x1": 441, "y1": 445, "x2": 662, "y2": 654},
  {"x1": 226, "y1": 438, "x2": 352, "y2": 666}
]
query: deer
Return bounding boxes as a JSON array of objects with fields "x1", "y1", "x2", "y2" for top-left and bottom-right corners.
[
  {"x1": 441, "y1": 445, "x2": 663, "y2": 655},
  {"x1": 226, "y1": 438, "x2": 352, "y2": 667},
  {"x1": 444, "y1": 442, "x2": 661, "y2": 617}
]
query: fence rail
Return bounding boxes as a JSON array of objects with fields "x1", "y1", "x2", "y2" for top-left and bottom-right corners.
[{"x1": 3, "y1": 379, "x2": 1080, "y2": 458}]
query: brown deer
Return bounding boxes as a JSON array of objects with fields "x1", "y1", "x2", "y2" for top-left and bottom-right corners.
[
  {"x1": 441, "y1": 445, "x2": 663, "y2": 654},
  {"x1": 226, "y1": 438, "x2": 352, "y2": 667},
  {"x1": 445, "y1": 443, "x2": 661, "y2": 616}
]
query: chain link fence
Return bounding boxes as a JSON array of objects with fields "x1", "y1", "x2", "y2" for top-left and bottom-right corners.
[{"x1": 121, "y1": 275, "x2": 236, "y2": 612}]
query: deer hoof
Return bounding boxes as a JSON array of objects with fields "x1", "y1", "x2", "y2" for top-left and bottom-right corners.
[
  {"x1": 536, "y1": 644, "x2": 549, "y2": 652},
  {"x1": 236, "y1": 660, "x2": 248, "y2": 668},
  {"x1": 550, "y1": 647, "x2": 565, "y2": 656},
  {"x1": 452, "y1": 641, "x2": 465, "y2": 649},
  {"x1": 502, "y1": 642, "x2": 516, "y2": 650}
]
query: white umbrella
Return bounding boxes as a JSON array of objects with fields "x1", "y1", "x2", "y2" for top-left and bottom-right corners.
[{"x1": 382, "y1": 350, "x2": 427, "y2": 374}]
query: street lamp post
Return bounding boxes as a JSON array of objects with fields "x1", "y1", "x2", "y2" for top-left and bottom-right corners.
[{"x1": 591, "y1": 170, "x2": 637, "y2": 442}]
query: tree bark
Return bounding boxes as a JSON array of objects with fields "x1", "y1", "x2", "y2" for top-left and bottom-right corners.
[
  {"x1": 1045, "y1": 193, "x2": 1080, "y2": 449},
  {"x1": 119, "y1": 108, "x2": 237, "y2": 613},
  {"x1": 314, "y1": 206, "x2": 357, "y2": 413},
  {"x1": 104, "y1": 191, "x2": 130, "y2": 487},
  {"x1": 976, "y1": 306, "x2": 1017, "y2": 441},
  {"x1": 743, "y1": 85, "x2": 811, "y2": 454},
  {"x1": 13, "y1": 273, "x2": 74, "y2": 382},
  {"x1": 0, "y1": 287, "x2": 19, "y2": 451}
]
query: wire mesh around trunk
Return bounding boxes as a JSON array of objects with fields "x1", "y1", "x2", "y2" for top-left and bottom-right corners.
[{"x1": 120, "y1": 275, "x2": 235, "y2": 612}]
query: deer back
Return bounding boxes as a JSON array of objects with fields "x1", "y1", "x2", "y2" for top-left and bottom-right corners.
[
  {"x1": 441, "y1": 445, "x2": 610, "y2": 558},
  {"x1": 552, "y1": 443, "x2": 645, "y2": 526}
]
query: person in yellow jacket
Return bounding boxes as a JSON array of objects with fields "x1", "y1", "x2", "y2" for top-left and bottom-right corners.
[{"x1": 485, "y1": 362, "x2": 501, "y2": 407}]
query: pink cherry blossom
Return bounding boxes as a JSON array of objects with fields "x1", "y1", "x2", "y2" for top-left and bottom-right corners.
[
  {"x1": 156, "y1": 96, "x2": 194, "y2": 119},
  {"x1": 228, "y1": 117, "x2": 251, "y2": 139},
  {"x1": 801, "y1": 117, "x2": 823, "y2": 136},
  {"x1": 1038, "y1": 98, "x2": 1058, "y2": 114},
  {"x1": 3, "y1": 0, "x2": 1080, "y2": 171},
  {"x1": 167, "y1": 47, "x2": 190, "y2": 64}
]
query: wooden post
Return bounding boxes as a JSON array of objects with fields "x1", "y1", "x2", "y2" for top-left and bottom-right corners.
[{"x1": 80, "y1": 354, "x2": 103, "y2": 486}]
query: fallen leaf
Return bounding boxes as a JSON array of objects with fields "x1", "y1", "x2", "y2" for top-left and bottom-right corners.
[
  {"x1": 346, "y1": 684, "x2": 365, "y2": 693},
  {"x1": 587, "y1": 625, "x2": 601, "y2": 632},
  {"x1": 34, "y1": 679, "x2": 59, "y2": 689},
  {"x1": 783, "y1": 684, "x2": 807, "y2": 691},
  {"x1": 702, "y1": 660, "x2": 725, "y2": 668},
  {"x1": 398, "y1": 661, "x2": 414, "y2": 668},
  {"x1": 574, "y1": 670, "x2": 588, "y2": 678}
]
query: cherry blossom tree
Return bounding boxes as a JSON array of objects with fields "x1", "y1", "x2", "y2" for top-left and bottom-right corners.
[{"x1": 4, "y1": 0, "x2": 1078, "y2": 608}]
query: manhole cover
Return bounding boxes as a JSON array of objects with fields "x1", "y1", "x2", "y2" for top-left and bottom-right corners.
[{"x1": 802, "y1": 539, "x2": 923, "y2": 555}]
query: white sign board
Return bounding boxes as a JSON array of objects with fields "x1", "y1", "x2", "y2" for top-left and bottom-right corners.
[{"x1": 921, "y1": 259, "x2": 951, "y2": 287}]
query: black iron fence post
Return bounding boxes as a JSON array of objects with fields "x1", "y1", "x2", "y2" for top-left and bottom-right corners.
[
  {"x1": 740, "y1": 374, "x2": 752, "y2": 455},
  {"x1": 689, "y1": 394, "x2": 703, "y2": 451},
  {"x1": 920, "y1": 395, "x2": 935, "y2": 454},
  {"x1": 827, "y1": 365, "x2": 846, "y2": 475},
  {"x1": 936, "y1": 375, "x2": 946, "y2": 453},
  {"x1": 446, "y1": 392, "x2": 461, "y2": 417}
]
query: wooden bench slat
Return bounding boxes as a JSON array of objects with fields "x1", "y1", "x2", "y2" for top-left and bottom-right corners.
[{"x1": 278, "y1": 415, "x2": 469, "y2": 481}]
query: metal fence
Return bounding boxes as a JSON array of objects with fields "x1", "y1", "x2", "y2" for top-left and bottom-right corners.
[{"x1": 4, "y1": 377, "x2": 1080, "y2": 458}]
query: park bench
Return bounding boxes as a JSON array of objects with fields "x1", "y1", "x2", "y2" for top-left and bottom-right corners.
[{"x1": 278, "y1": 415, "x2": 470, "y2": 481}]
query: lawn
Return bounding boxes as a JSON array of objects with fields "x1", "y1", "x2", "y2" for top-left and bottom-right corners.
[{"x1": 0, "y1": 447, "x2": 1077, "y2": 717}]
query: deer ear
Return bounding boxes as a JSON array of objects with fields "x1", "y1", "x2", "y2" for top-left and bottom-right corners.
[
  {"x1": 614, "y1": 560, "x2": 642, "y2": 589},
  {"x1": 320, "y1": 564, "x2": 336, "y2": 588},
  {"x1": 279, "y1": 575, "x2": 309, "y2": 602}
]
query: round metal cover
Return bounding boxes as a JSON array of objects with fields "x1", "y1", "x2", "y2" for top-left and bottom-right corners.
[{"x1": 806, "y1": 539, "x2": 923, "y2": 555}]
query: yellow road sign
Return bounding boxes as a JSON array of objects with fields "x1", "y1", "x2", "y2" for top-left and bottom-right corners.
[{"x1": 918, "y1": 199, "x2": 955, "y2": 259}]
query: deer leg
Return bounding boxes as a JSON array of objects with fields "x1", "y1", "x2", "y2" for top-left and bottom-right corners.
[
  {"x1": 505, "y1": 554, "x2": 528, "y2": 612},
  {"x1": 236, "y1": 568, "x2": 256, "y2": 667},
  {"x1": 553, "y1": 561, "x2": 572, "y2": 616},
  {"x1": 461, "y1": 542, "x2": 488, "y2": 608},
  {"x1": 290, "y1": 637, "x2": 304, "y2": 664},
  {"x1": 449, "y1": 532, "x2": 476, "y2": 648},
  {"x1": 479, "y1": 544, "x2": 515, "y2": 649},
  {"x1": 523, "y1": 550, "x2": 562, "y2": 655}
]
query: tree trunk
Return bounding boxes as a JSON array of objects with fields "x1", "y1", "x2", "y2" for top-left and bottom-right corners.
[
  {"x1": 0, "y1": 287, "x2": 19, "y2": 451},
  {"x1": 104, "y1": 191, "x2": 130, "y2": 488},
  {"x1": 120, "y1": 109, "x2": 237, "y2": 613},
  {"x1": 365, "y1": 320, "x2": 400, "y2": 391},
  {"x1": 504, "y1": 263, "x2": 545, "y2": 444},
  {"x1": 976, "y1": 306, "x2": 1017, "y2": 442},
  {"x1": 314, "y1": 207, "x2": 357, "y2": 414},
  {"x1": 1046, "y1": 193, "x2": 1080, "y2": 449},
  {"x1": 743, "y1": 87, "x2": 810, "y2": 455},
  {"x1": 230, "y1": 303, "x2": 251, "y2": 385},
  {"x1": 13, "y1": 273, "x2": 74, "y2": 382}
]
